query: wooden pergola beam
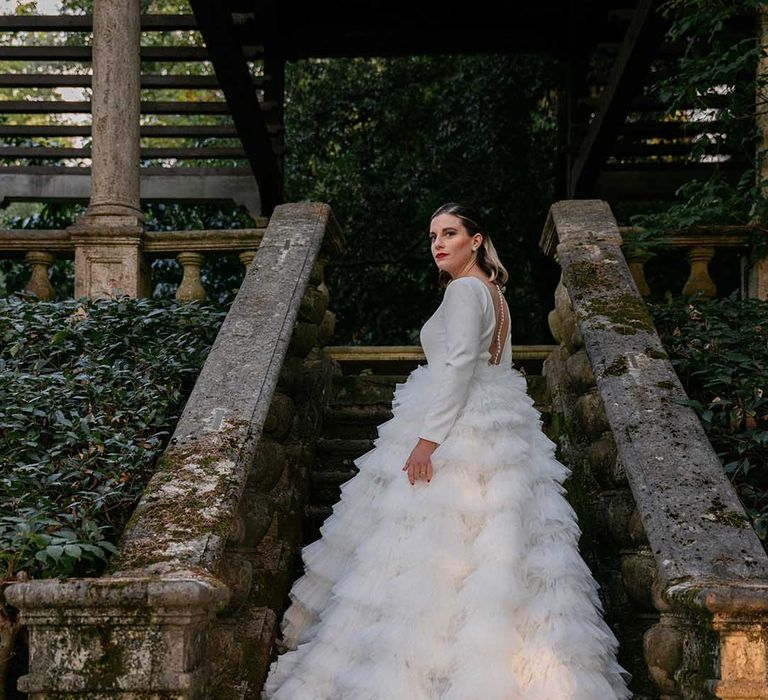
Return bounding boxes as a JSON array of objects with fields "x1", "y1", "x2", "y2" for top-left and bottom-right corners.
[
  {"x1": 568, "y1": 0, "x2": 668, "y2": 197},
  {"x1": 190, "y1": 1, "x2": 282, "y2": 214}
]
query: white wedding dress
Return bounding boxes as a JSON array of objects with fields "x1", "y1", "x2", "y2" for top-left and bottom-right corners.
[{"x1": 261, "y1": 275, "x2": 632, "y2": 699}]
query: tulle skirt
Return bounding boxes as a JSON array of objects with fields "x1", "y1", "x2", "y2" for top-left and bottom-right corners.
[{"x1": 261, "y1": 362, "x2": 632, "y2": 699}]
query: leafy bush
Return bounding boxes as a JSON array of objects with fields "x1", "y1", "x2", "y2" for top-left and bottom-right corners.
[
  {"x1": 649, "y1": 293, "x2": 768, "y2": 542},
  {"x1": 0, "y1": 298, "x2": 226, "y2": 579}
]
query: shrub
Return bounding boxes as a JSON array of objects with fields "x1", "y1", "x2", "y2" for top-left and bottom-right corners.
[
  {"x1": 0, "y1": 297, "x2": 226, "y2": 579},
  {"x1": 649, "y1": 293, "x2": 768, "y2": 542}
]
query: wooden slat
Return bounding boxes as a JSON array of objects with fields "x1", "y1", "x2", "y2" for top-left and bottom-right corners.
[
  {"x1": 0, "y1": 74, "x2": 266, "y2": 89},
  {"x1": 0, "y1": 164, "x2": 253, "y2": 175},
  {"x1": 0, "y1": 125, "x2": 241, "y2": 137},
  {"x1": 0, "y1": 147, "x2": 248, "y2": 159},
  {"x1": 0, "y1": 100, "x2": 231, "y2": 114},
  {"x1": 610, "y1": 142, "x2": 726, "y2": 157},
  {"x1": 620, "y1": 120, "x2": 724, "y2": 138},
  {"x1": 0, "y1": 14, "x2": 198, "y2": 31},
  {"x1": 0, "y1": 45, "x2": 263, "y2": 61},
  {"x1": 582, "y1": 93, "x2": 730, "y2": 111}
]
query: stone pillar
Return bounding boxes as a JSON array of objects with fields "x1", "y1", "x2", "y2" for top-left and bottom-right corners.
[
  {"x1": 69, "y1": 0, "x2": 149, "y2": 299},
  {"x1": 5, "y1": 576, "x2": 229, "y2": 699},
  {"x1": 747, "y1": 5, "x2": 768, "y2": 299}
]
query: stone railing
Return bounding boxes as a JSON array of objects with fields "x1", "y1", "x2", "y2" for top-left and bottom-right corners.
[
  {"x1": 620, "y1": 225, "x2": 763, "y2": 300},
  {"x1": 5, "y1": 202, "x2": 346, "y2": 698},
  {"x1": 0, "y1": 221, "x2": 269, "y2": 301},
  {"x1": 541, "y1": 199, "x2": 768, "y2": 700}
]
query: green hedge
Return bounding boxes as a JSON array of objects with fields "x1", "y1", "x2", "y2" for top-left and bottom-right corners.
[
  {"x1": 1, "y1": 298, "x2": 226, "y2": 580},
  {"x1": 649, "y1": 294, "x2": 768, "y2": 544}
]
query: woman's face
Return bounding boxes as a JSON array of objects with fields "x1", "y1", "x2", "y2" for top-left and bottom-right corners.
[{"x1": 429, "y1": 213, "x2": 482, "y2": 278}]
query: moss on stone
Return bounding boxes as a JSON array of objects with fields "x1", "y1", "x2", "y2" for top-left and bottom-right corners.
[
  {"x1": 705, "y1": 496, "x2": 749, "y2": 529},
  {"x1": 624, "y1": 423, "x2": 639, "y2": 442},
  {"x1": 604, "y1": 355, "x2": 629, "y2": 377},
  {"x1": 566, "y1": 261, "x2": 656, "y2": 336},
  {"x1": 656, "y1": 380, "x2": 676, "y2": 390},
  {"x1": 646, "y1": 346, "x2": 669, "y2": 360},
  {"x1": 107, "y1": 419, "x2": 253, "y2": 574}
]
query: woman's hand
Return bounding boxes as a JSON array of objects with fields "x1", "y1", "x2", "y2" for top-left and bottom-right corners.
[{"x1": 402, "y1": 438, "x2": 439, "y2": 485}]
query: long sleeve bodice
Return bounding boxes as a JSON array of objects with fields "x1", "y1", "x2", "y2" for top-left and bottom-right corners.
[{"x1": 417, "y1": 275, "x2": 512, "y2": 445}]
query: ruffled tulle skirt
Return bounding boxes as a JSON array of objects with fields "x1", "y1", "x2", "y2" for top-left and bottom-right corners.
[{"x1": 261, "y1": 362, "x2": 632, "y2": 699}]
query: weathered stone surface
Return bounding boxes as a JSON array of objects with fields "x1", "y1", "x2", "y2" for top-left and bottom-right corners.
[
  {"x1": 543, "y1": 199, "x2": 768, "y2": 699},
  {"x1": 585, "y1": 431, "x2": 619, "y2": 486},
  {"x1": 287, "y1": 320, "x2": 320, "y2": 357},
  {"x1": 263, "y1": 392, "x2": 296, "y2": 440},
  {"x1": 643, "y1": 619, "x2": 683, "y2": 695},
  {"x1": 298, "y1": 284, "x2": 329, "y2": 324},
  {"x1": 547, "y1": 307, "x2": 565, "y2": 344},
  {"x1": 88, "y1": 0, "x2": 142, "y2": 220},
  {"x1": 22, "y1": 251, "x2": 56, "y2": 301},
  {"x1": 6, "y1": 203, "x2": 346, "y2": 698},
  {"x1": 573, "y1": 388, "x2": 610, "y2": 438},
  {"x1": 249, "y1": 439, "x2": 288, "y2": 492},
  {"x1": 621, "y1": 551, "x2": 656, "y2": 611},
  {"x1": 605, "y1": 490, "x2": 636, "y2": 547},
  {"x1": 318, "y1": 308, "x2": 336, "y2": 346},
  {"x1": 546, "y1": 199, "x2": 768, "y2": 587},
  {"x1": 70, "y1": 230, "x2": 151, "y2": 299},
  {"x1": 564, "y1": 348, "x2": 595, "y2": 394},
  {"x1": 5, "y1": 575, "x2": 228, "y2": 699}
]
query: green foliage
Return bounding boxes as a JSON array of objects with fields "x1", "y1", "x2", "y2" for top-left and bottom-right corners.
[
  {"x1": 0, "y1": 297, "x2": 226, "y2": 579},
  {"x1": 649, "y1": 293, "x2": 768, "y2": 542},
  {"x1": 284, "y1": 54, "x2": 560, "y2": 344}
]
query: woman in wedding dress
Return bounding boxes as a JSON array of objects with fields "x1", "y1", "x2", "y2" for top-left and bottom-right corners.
[{"x1": 261, "y1": 202, "x2": 632, "y2": 699}]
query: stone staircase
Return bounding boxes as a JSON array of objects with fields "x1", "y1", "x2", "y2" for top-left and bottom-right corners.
[{"x1": 302, "y1": 354, "x2": 552, "y2": 546}]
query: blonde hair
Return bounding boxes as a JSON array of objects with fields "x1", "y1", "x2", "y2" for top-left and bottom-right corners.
[{"x1": 430, "y1": 202, "x2": 509, "y2": 290}]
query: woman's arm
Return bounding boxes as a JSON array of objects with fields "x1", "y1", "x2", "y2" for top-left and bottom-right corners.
[{"x1": 417, "y1": 277, "x2": 486, "y2": 445}]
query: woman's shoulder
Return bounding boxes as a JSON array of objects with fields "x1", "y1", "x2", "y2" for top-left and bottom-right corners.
[{"x1": 443, "y1": 275, "x2": 490, "y2": 309}]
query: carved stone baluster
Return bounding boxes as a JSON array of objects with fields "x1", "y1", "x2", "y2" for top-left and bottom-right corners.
[
  {"x1": 23, "y1": 251, "x2": 56, "y2": 301},
  {"x1": 239, "y1": 250, "x2": 256, "y2": 269},
  {"x1": 682, "y1": 245, "x2": 717, "y2": 298},
  {"x1": 626, "y1": 251, "x2": 652, "y2": 297},
  {"x1": 175, "y1": 251, "x2": 206, "y2": 302}
]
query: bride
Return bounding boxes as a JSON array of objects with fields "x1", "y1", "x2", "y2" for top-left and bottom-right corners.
[{"x1": 261, "y1": 202, "x2": 632, "y2": 699}]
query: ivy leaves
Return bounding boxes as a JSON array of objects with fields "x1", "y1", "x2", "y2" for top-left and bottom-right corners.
[
  {"x1": 0, "y1": 297, "x2": 226, "y2": 580},
  {"x1": 650, "y1": 293, "x2": 768, "y2": 542}
]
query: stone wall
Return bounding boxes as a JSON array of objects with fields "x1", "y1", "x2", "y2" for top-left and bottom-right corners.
[
  {"x1": 5, "y1": 202, "x2": 346, "y2": 699},
  {"x1": 540, "y1": 199, "x2": 768, "y2": 700},
  {"x1": 544, "y1": 275, "x2": 658, "y2": 697}
]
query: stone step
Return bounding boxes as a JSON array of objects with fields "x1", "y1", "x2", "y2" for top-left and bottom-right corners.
[
  {"x1": 314, "y1": 437, "x2": 373, "y2": 472},
  {"x1": 330, "y1": 373, "x2": 409, "y2": 406},
  {"x1": 322, "y1": 404, "x2": 393, "y2": 440}
]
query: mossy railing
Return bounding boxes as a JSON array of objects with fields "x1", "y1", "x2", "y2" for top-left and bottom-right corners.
[
  {"x1": 5, "y1": 202, "x2": 346, "y2": 698},
  {"x1": 540, "y1": 199, "x2": 768, "y2": 700}
]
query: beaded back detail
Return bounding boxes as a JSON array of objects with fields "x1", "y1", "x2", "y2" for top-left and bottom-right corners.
[{"x1": 489, "y1": 281, "x2": 509, "y2": 365}]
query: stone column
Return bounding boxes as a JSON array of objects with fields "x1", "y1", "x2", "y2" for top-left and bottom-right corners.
[
  {"x1": 69, "y1": 0, "x2": 149, "y2": 299},
  {"x1": 747, "y1": 5, "x2": 768, "y2": 299}
]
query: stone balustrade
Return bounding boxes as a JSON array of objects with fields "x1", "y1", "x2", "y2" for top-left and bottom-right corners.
[
  {"x1": 5, "y1": 202, "x2": 347, "y2": 698},
  {"x1": 619, "y1": 225, "x2": 763, "y2": 300},
  {"x1": 541, "y1": 200, "x2": 768, "y2": 700},
  {"x1": 0, "y1": 222, "x2": 268, "y2": 301}
]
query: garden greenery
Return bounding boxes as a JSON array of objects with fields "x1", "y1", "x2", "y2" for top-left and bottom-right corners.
[
  {"x1": 0, "y1": 297, "x2": 226, "y2": 580},
  {"x1": 649, "y1": 294, "x2": 768, "y2": 544},
  {"x1": 629, "y1": 0, "x2": 768, "y2": 249}
]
